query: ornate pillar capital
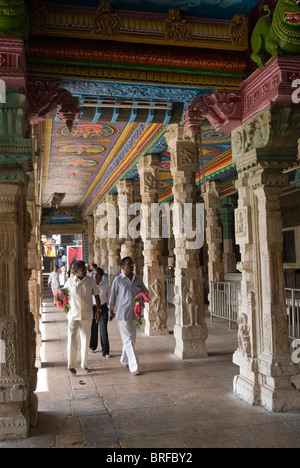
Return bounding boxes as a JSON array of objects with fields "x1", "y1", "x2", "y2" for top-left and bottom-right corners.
[
  {"x1": 232, "y1": 104, "x2": 300, "y2": 174},
  {"x1": 0, "y1": 90, "x2": 31, "y2": 178},
  {"x1": 137, "y1": 154, "x2": 161, "y2": 203},
  {"x1": 0, "y1": 183, "x2": 20, "y2": 214}
]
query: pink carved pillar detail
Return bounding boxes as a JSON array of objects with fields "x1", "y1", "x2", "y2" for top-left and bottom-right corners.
[
  {"x1": 28, "y1": 79, "x2": 81, "y2": 131},
  {"x1": 0, "y1": 37, "x2": 27, "y2": 90},
  {"x1": 183, "y1": 90, "x2": 242, "y2": 138}
]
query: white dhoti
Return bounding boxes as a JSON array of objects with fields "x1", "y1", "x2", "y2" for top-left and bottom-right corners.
[
  {"x1": 67, "y1": 319, "x2": 91, "y2": 369},
  {"x1": 118, "y1": 320, "x2": 140, "y2": 373}
]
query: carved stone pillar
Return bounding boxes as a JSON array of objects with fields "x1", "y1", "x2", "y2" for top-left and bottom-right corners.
[
  {"x1": 202, "y1": 181, "x2": 224, "y2": 284},
  {"x1": 93, "y1": 210, "x2": 101, "y2": 266},
  {"x1": 0, "y1": 182, "x2": 38, "y2": 439},
  {"x1": 100, "y1": 237, "x2": 109, "y2": 272},
  {"x1": 137, "y1": 154, "x2": 169, "y2": 337},
  {"x1": 106, "y1": 194, "x2": 121, "y2": 276},
  {"x1": 117, "y1": 179, "x2": 136, "y2": 261},
  {"x1": 0, "y1": 88, "x2": 38, "y2": 439},
  {"x1": 219, "y1": 197, "x2": 238, "y2": 274},
  {"x1": 27, "y1": 171, "x2": 42, "y2": 369},
  {"x1": 166, "y1": 125, "x2": 208, "y2": 359},
  {"x1": 94, "y1": 201, "x2": 109, "y2": 271},
  {"x1": 232, "y1": 104, "x2": 300, "y2": 412},
  {"x1": 87, "y1": 215, "x2": 95, "y2": 265}
]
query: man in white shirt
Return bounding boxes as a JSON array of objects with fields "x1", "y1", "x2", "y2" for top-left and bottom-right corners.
[
  {"x1": 61, "y1": 261, "x2": 101, "y2": 375},
  {"x1": 109, "y1": 257, "x2": 148, "y2": 376},
  {"x1": 90, "y1": 268, "x2": 111, "y2": 358},
  {"x1": 48, "y1": 266, "x2": 60, "y2": 304}
]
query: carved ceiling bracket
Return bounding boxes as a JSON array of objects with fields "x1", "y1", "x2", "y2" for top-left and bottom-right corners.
[
  {"x1": 184, "y1": 56, "x2": 300, "y2": 139},
  {"x1": 28, "y1": 79, "x2": 81, "y2": 131},
  {"x1": 183, "y1": 90, "x2": 242, "y2": 139}
]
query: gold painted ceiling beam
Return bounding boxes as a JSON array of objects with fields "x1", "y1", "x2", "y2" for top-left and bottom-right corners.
[
  {"x1": 27, "y1": 62, "x2": 243, "y2": 90},
  {"x1": 28, "y1": 0, "x2": 249, "y2": 52}
]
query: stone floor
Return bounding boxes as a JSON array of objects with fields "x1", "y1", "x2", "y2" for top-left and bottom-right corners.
[{"x1": 1, "y1": 290, "x2": 300, "y2": 448}]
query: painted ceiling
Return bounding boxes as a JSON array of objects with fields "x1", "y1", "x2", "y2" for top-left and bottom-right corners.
[
  {"x1": 44, "y1": 0, "x2": 261, "y2": 20},
  {"x1": 34, "y1": 0, "x2": 263, "y2": 226}
]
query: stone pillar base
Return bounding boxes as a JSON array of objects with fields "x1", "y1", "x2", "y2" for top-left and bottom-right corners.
[
  {"x1": 259, "y1": 354, "x2": 300, "y2": 413},
  {"x1": 233, "y1": 350, "x2": 300, "y2": 412},
  {"x1": 174, "y1": 324, "x2": 208, "y2": 360},
  {"x1": 0, "y1": 413, "x2": 28, "y2": 441},
  {"x1": 0, "y1": 382, "x2": 38, "y2": 440},
  {"x1": 233, "y1": 375, "x2": 261, "y2": 407}
]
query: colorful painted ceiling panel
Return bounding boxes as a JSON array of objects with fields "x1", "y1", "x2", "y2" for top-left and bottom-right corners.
[
  {"x1": 42, "y1": 119, "x2": 131, "y2": 208},
  {"x1": 45, "y1": 0, "x2": 262, "y2": 20},
  {"x1": 130, "y1": 125, "x2": 236, "y2": 204},
  {"x1": 32, "y1": 0, "x2": 260, "y2": 226}
]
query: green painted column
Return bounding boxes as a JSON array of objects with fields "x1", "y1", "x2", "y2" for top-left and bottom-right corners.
[{"x1": 0, "y1": 89, "x2": 38, "y2": 440}]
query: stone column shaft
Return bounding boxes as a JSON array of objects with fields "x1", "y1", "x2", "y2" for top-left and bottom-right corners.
[
  {"x1": 117, "y1": 179, "x2": 136, "y2": 261},
  {"x1": 87, "y1": 215, "x2": 95, "y2": 265},
  {"x1": 202, "y1": 181, "x2": 224, "y2": 282},
  {"x1": 219, "y1": 197, "x2": 238, "y2": 274},
  {"x1": 106, "y1": 194, "x2": 121, "y2": 276},
  {"x1": 0, "y1": 183, "x2": 38, "y2": 439},
  {"x1": 137, "y1": 154, "x2": 169, "y2": 336},
  {"x1": 166, "y1": 125, "x2": 208, "y2": 359}
]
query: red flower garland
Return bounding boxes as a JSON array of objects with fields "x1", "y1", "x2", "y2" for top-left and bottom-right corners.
[
  {"x1": 133, "y1": 292, "x2": 151, "y2": 328},
  {"x1": 54, "y1": 288, "x2": 70, "y2": 315}
]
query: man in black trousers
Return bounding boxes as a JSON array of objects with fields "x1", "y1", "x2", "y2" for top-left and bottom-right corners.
[{"x1": 90, "y1": 268, "x2": 111, "y2": 358}]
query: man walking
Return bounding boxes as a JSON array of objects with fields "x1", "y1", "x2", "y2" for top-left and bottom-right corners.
[
  {"x1": 109, "y1": 257, "x2": 148, "y2": 376},
  {"x1": 90, "y1": 268, "x2": 111, "y2": 358},
  {"x1": 48, "y1": 265, "x2": 60, "y2": 304},
  {"x1": 61, "y1": 261, "x2": 101, "y2": 375}
]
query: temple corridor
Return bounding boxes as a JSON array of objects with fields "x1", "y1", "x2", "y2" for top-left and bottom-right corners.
[{"x1": 1, "y1": 288, "x2": 300, "y2": 449}]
